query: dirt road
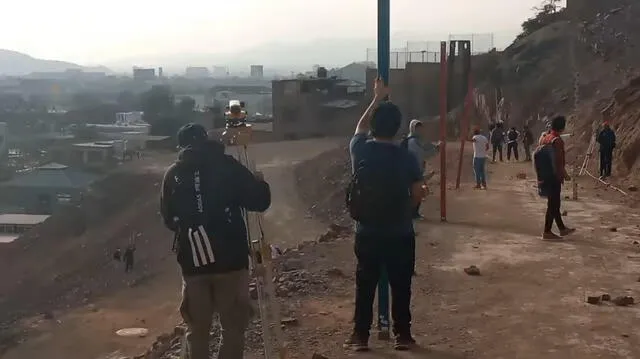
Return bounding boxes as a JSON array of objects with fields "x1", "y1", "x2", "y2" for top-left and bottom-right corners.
[
  {"x1": 0, "y1": 138, "x2": 341, "y2": 359},
  {"x1": 276, "y1": 156, "x2": 640, "y2": 359}
]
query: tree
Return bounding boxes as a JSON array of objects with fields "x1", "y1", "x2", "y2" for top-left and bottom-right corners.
[
  {"x1": 517, "y1": 0, "x2": 565, "y2": 41},
  {"x1": 140, "y1": 85, "x2": 174, "y2": 118},
  {"x1": 71, "y1": 92, "x2": 103, "y2": 110},
  {"x1": 116, "y1": 90, "x2": 140, "y2": 111}
]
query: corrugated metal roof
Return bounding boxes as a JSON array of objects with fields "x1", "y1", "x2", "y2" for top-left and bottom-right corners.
[
  {"x1": 0, "y1": 214, "x2": 50, "y2": 225},
  {"x1": 0, "y1": 165, "x2": 98, "y2": 189},
  {"x1": 0, "y1": 235, "x2": 18, "y2": 243}
]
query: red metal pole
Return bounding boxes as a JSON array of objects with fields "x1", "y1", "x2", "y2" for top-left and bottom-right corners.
[
  {"x1": 455, "y1": 74, "x2": 474, "y2": 189},
  {"x1": 439, "y1": 41, "x2": 448, "y2": 222}
]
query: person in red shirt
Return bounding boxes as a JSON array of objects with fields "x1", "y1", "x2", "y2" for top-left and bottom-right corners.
[{"x1": 539, "y1": 115, "x2": 576, "y2": 240}]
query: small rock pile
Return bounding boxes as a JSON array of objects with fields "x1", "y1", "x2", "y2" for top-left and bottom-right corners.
[{"x1": 275, "y1": 269, "x2": 328, "y2": 297}]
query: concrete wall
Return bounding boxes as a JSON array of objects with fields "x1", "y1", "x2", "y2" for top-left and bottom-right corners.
[
  {"x1": 272, "y1": 79, "x2": 366, "y2": 140},
  {"x1": 366, "y1": 62, "x2": 441, "y2": 132}
]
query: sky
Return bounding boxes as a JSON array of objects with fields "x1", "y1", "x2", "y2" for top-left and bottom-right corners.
[{"x1": 1, "y1": 0, "x2": 565, "y2": 66}]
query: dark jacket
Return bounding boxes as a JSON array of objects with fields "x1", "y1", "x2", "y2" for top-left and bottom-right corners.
[
  {"x1": 597, "y1": 128, "x2": 616, "y2": 152},
  {"x1": 160, "y1": 140, "x2": 271, "y2": 276}
]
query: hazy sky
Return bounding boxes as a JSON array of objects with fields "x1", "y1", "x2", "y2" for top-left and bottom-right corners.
[{"x1": 2, "y1": 0, "x2": 563, "y2": 65}]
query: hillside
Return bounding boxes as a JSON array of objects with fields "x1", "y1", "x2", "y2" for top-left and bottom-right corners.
[
  {"x1": 0, "y1": 49, "x2": 110, "y2": 76},
  {"x1": 469, "y1": 0, "x2": 640, "y2": 193}
]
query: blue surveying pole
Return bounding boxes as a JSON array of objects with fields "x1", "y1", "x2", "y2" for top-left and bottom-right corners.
[{"x1": 376, "y1": 0, "x2": 391, "y2": 341}]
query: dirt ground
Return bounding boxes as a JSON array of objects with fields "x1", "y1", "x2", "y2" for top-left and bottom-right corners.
[
  {"x1": 0, "y1": 138, "x2": 341, "y2": 359},
  {"x1": 273, "y1": 145, "x2": 640, "y2": 359},
  {"x1": 4, "y1": 140, "x2": 640, "y2": 359}
]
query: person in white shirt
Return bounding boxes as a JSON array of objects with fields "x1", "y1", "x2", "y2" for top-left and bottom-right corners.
[{"x1": 471, "y1": 127, "x2": 489, "y2": 189}]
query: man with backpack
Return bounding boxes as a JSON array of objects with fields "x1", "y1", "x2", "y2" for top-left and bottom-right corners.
[
  {"x1": 522, "y1": 125, "x2": 534, "y2": 161},
  {"x1": 490, "y1": 122, "x2": 505, "y2": 162},
  {"x1": 596, "y1": 121, "x2": 616, "y2": 178},
  {"x1": 160, "y1": 123, "x2": 271, "y2": 359},
  {"x1": 506, "y1": 127, "x2": 520, "y2": 161},
  {"x1": 345, "y1": 78, "x2": 423, "y2": 351},
  {"x1": 401, "y1": 119, "x2": 440, "y2": 219},
  {"x1": 535, "y1": 115, "x2": 576, "y2": 240}
]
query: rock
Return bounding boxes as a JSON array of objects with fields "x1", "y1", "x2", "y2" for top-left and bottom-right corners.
[
  {"x1": 312, "y1": 354, "x2": 329, "y2": 359},
  {"x1": 601, "y1": 294, "x2": 611, "y2": 301},
  {"x1": 516, "y1": 172, "x2": 527, "y2": 180},
  {"x1": 562, "y1": 210, "x2": 568, "y2": 216},
  {"x1": 326, "y1": 267, "x2": 346, "y2": 278},
  {"x1": 587, "y1": 296, "x2": 602, "y2": 305},
  {"x1": 634, "y1": 241, "x2": 639, "y2": 245},
  {"x1": 280, "y1": 317, "x2": 298, "y2": 326},
  {"x1": 610, "y1": 227, "x2": 618, "y2": 232},
  {"x1": 629, "y1": 185, "x2": 638, "y2": 192},
  {"x1": 281, "y1": 258, "x2": 304, "y2": 272},
  {"x1": 613, "y1": 296, "x2": 635, "y2": 307},
  {"x1": 463, "y1": 265, "x2": 481, "y2": 276}
]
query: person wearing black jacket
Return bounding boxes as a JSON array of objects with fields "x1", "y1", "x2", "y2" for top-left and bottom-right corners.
[
  {"x1": 597, "y1": 122, "x2": 616, "y2": 178},
  {"x1": 160, "y1": 123, "x2": 271, "y2": 359}
]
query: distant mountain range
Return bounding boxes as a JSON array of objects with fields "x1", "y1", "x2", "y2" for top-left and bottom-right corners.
[{"x1": 0, "y1": 49, "x2": 111, "y2": 76}]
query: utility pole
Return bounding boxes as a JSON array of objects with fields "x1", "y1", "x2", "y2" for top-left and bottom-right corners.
[{"x1": 376, "y1": 0, "x2": 391, "y2": 341}]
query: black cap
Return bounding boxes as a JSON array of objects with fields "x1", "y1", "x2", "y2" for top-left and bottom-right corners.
[{"x1": 177, "y1": 123, "x2": 208, "y2": 148}]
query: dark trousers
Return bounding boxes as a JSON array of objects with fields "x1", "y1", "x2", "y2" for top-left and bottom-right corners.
[
  {"x1": 507, "y1": 142, "x2": 519, "y2": 161},
  {"x1": 413, "y1": 203, "x2": 421, "y2": 218},
  {"x1": 600, "y1": 149, "x2": 613, "y2": 177},
  {"x1": 125, "y1": 260, "x2": 133, "y2": 273},
  {"x1": 544, "y1": 180, "x2": 566, "y2": 232},
  {"x1": 524, "y1": 144, "x2": 532, "y2": 161},
  {"x1": 353, "y1": 234, "x2": 415, "y2": 338},
  {"x1": 492, "y1": 143, "x2": 503, "y2": 162}
]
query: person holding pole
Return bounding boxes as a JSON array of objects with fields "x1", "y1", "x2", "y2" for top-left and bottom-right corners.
[{"x1": 345, "y1": 78, "x2": 422, "y2": 351}]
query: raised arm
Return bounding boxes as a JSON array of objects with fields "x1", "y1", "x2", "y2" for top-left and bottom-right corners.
[{"x1": 355, "y1": 77, "x2": 389, "y2": 135}]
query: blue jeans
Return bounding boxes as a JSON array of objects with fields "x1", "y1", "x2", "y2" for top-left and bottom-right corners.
[{"x1": 473, "y1": 157, "x2": 487, "y2": 186}]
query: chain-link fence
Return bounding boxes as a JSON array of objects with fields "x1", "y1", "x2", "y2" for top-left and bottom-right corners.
[{"x1": 366, "y1": 33, "x2": 495, "y2": 69}]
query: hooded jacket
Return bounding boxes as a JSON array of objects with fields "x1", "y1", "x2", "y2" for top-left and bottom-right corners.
[
  {"x1": 160, "y1": 140, "x2": 271, "y2": 276},
  {"x1": 406, "y1": 119, "x2": 438, "y2": 174}
]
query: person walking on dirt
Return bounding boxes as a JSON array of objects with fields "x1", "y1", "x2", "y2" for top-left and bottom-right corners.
[
  {"x1": 471, "y1": 127, "x2": 489, "y2": 189},
  {"x1": 113, "y1": 247, "x2": 122, "y2": 262},
  {"x1": 404, "y1": 119, "x2": 440, "y2": 219},
  {"x1": 345, "y1": 77, "x2": 423, "y2": 351},
  {"x1": 522, "y1": 125, "x2": 534, "y2": 161},
  {"x1": 123, "y1": 244, "x2": 135, "y2": 273},
  {"x1": 490, "y1": 122, "x2": 505, "y2": 163},
  {"x1": 538, "y1": 116, "x2": 576, "y2": 240},
  {"x1": 160, "y1": 123, "x2": 271, "y2": 359},
  {"x1": 506, "y1": 127, "x2": 520, "y2": 161},
  {"x1": 596, "y1": 121, "x2": 616, "y2": 178}
]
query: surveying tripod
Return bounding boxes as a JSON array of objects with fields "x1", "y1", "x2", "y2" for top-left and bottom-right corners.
[{"x1": 221, "y1": 119, "x2": 288, "y2": 359}]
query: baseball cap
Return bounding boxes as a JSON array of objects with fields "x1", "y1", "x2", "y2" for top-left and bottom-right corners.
[{"x1": 177, "y1": 123, "x2": 208, "y2": 148}]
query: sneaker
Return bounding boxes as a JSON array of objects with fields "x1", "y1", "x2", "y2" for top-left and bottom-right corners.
[
  {"x1": 474, "y1": 185, "x2": 482, "y2": 189},
  {"x1": 394, "y1": 334, "x2": 416, "y2": 351},
  {"x1": 344, "y1": 333, "x2": 369, "y2": 352},
  {"x1": 542, "y1": 232, "x2": 562, "y2": 240},
  {"x1": 559, "y1": 228, "x2": 576, "y2": 236}
]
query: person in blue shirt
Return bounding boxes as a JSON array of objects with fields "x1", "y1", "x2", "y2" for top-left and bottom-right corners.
[{"x1": 344, "y1": 77, "x2": 424, "y2": 352}]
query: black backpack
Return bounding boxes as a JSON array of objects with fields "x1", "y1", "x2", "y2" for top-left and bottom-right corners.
[
  {"x1": 533, "y1": 137, "x2": 559, "y2": 197},
  {"x1": 345, "y1": 147, "x2": 411, "y2": 225},
  {"x1": 507, "y1": 130, "x2": 518, "y2": 141},
  {"x1": 167, "y1": 162, "x2": 220, "y2": 267}
]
